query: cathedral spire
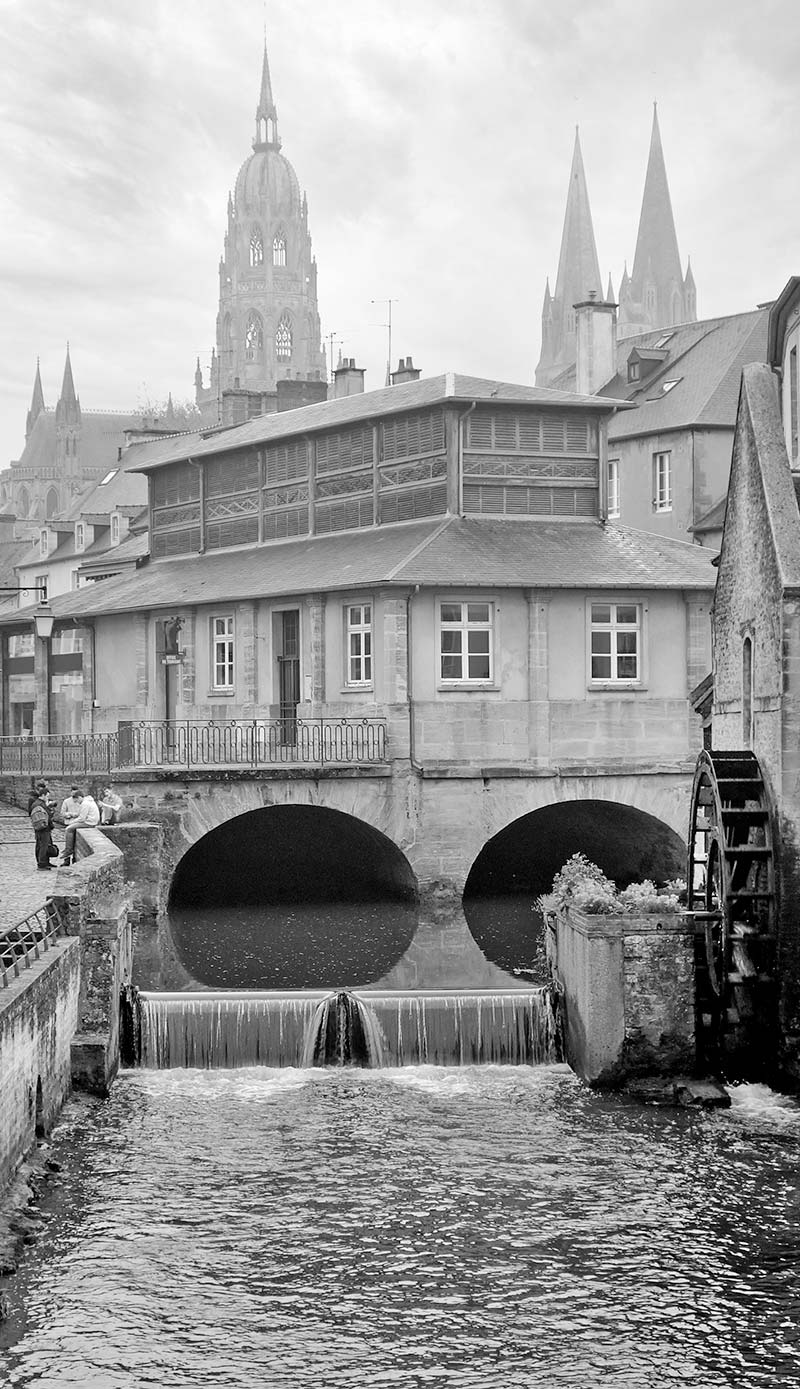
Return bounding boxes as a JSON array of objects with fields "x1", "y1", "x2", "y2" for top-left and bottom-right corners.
[
  {"x1": 553, "y1": 128, "x2": 603, "y2": 307},
  {"x1": 55, "y1": 344, "x2": 81, "y2": 433},
  {"x1": 26, "y1": 358, "x2": 45, "y2": 441},
  {"x1": 60, "y1": 343, "x2": 77, "y2": 405},
  {"x1": 627, "y1": 105, "x2": 689, "y2": 327},
  {"x1": 254, "y1": 41, "x2": 280, "y2": 150},
  {"x1": 535, "y1": 128, "x2": 603, "y2": 386}
]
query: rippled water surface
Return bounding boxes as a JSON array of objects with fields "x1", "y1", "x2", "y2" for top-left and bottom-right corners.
[{"x1": 3, "y1": 1066, "x2": 800, "y2": 1388}]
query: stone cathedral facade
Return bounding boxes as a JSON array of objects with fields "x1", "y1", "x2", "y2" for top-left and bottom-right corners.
[{"x1": 194, "y1": 45, "x2": 327, "y2": 428}]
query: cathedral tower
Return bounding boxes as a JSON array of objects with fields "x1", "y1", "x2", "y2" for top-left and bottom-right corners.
[
  {"x1": 196, "y1": 41, "x2": 326, "y2": 426},
  {"x1": 618, "y1": 106, "x2": 696, "y2": 339},
  {"x1": 535, "y1": 130, "x2": 603, "y2": 387}
]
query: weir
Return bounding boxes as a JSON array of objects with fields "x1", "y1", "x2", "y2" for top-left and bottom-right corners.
[{"x1": 132, "y1": 987, "x2": 560, "y2": 1069}]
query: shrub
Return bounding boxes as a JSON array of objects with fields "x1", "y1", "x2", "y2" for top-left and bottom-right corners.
[{"x1": 538, "y1": 854, "x2": 683, "y2": 917}]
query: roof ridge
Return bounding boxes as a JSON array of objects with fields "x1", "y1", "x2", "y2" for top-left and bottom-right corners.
[
  {"x1": 693, "y1": 314, "x2": 769, "y2": 423},
  {"x1": 384, "y1": 515, "x2": 454, "y2": 580},
  {"x1": 610, "y1": 521, "x2": 712, "y2": 552}
]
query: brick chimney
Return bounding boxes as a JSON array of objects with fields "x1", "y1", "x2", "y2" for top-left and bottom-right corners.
[
  {"x1": 332, "y1": 358, "x2": 366, "y2": 398},
  {"x1": 277, "y1": 376, "x2": 329, "y2": 412},
  {"x1": 575, "y1": 293, "x2": 617, "y2": 396},
  {"x1": 391, "y1": 356, "x2": 421, "y2": 385}
]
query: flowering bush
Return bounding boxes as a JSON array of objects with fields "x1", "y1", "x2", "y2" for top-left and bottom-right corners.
[{"x1": 538, "y1": 854, "x2": 683, "y2": 917}]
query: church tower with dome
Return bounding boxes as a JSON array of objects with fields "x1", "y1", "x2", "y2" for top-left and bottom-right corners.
[{"x1": 195, "y1": 43, "x2": 327, "y2": 426}]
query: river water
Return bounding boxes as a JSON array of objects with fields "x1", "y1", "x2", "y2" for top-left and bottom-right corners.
[{"x1": 2, "y1": 1065, "x2": 800, "y2": 1388}]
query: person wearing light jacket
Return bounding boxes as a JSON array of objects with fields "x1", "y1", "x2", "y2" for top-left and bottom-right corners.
[{"x1": 60, "y1": 791, "x2": 100, "y2": 866}]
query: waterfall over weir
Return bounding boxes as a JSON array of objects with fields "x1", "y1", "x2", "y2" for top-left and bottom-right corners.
[{"x1": 132, "y1": 988, "x2": 560, "y2": 1069}]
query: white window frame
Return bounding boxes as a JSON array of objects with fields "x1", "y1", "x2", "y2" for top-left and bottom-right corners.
[
  {"x1": 70, "y1": 569, "x2": 80, "y2": 591},
  {"x1": 35, "y1": 574, "x2": 48, "y2": 602},
  {"x1": 39, "y1": 529, "x2": 48, "y2": 558},
  {"x1": 652, "y1": 451, "x2": 672, "y2": 512},
  {"x1": 607, "y1": 459, "x2": 620, "y2": 519},
  {"x1": 588, "y1": 601, "x2": 643, "y2": 686},
  {"x1": 211, "y1": 614, "x2": 235, "y2": 691},
  {"x1": 438, "y1": 599, "x2": 494, "y2": 686},
  {"x1": 75, "y1": 522, "x2": 85, "y2": 552},
  {"x1": 110, "y1": 513, "x2": 120, "y2": 546},
  {"x1": 345, "y1": 603, "x2": 373, "y2": 687}
]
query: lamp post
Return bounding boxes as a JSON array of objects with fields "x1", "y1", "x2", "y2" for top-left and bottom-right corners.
[{"x1": 32, "y1": 601, "x2": 55, "y2": 736}]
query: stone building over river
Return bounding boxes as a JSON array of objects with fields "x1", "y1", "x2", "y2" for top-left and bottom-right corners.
[{"x1": 0, "y1": 369, "x2": 715, "y2": 930}]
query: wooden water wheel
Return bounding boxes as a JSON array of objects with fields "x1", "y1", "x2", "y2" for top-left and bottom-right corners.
[{"x1": 687, "y1": 749, "x2": 778, "y2": 1078}]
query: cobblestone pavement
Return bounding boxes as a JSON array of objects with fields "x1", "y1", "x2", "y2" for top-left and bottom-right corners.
[{"x1": 0, "y1": 804, "x2": 66, "y2": 927}]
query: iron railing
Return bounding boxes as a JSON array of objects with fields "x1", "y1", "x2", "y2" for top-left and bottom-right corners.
[
  {"x1": 0, "y1": 734, "x2": 119, "y2": 777},
  {"x1": 116, "y1": 718, "x2": 387, "y2": 769},
  {"x1": 0, "y1": 900, "x2": 68, "y2": 989},
  {"x1": 0, "y1": 720, "x2": 388, "y2": 774}
]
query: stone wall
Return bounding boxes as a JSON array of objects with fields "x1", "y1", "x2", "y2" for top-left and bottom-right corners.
[
  {"x1": 0, "y1": 939, "x2": 81, "y2": 1191},
  {"x1": 548, "y1": 907, "x2": 695, "y2": 1086}
]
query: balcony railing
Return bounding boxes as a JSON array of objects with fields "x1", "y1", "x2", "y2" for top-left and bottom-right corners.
[
  {"x1": 118, "y1": 719, "x2": 387, "y2": 769},
  {"x1": 0, "y1": 719, "x2": 388, "y2": 775},
  {"x1": 0, "y1": 734, "x2": 119, "y2": 776}
]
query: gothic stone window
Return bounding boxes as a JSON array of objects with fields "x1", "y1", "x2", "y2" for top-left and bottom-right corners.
[
  {"x1": 276, "y1": 313, "x2": 292, "y2": 360},
  {"x1": 250, "y1": 226, "x2": 264, "y2": 267},
  {"x1": 245, "y1": 311, "x2": 264, "y2": 361},
  {"x1": 273, "y1": 231, "x2": 287, "y2": 267}
]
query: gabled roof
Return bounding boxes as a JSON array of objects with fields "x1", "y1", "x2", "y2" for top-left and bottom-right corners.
[
  {"x1": 125, "y1": 373, "x2": 631, "y2": 475},
  {"x1": 720, "y1": 363, "x2": 800, "y2": 593},
  {"x1": 0, "y1": 515, "x2": 714, "y2": 627},
  {"x1": 582, "y1": 310, "x2": 768, "y2": 440},
  {"x1": 79, "y1": 530, "x2": 148, "y2": 577},
  {"x1": 5, "y1": 408, "x2": 141, "y2": 484},
  {"x1": 64, "y1": 454, "x2": 148, "y2": 521},
  {"x1": 690, "y1": 497, "x2": 726, "y2": 534}
]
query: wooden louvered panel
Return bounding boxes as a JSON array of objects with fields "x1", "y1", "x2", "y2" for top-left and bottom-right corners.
[
  {"x1": 153, "y1": 463, "x2": 201, "y2": 507},
  {"x1": 381, "y1": 484, "x2": 447, "y2": 524},
  {"x1": 262, "y1": 508, "x2": 309, "y2": 541},
  {"x1": 264, "y1": 440, "x2": 308, "y2": 485},
  {"x1": 315, "y1": 427, "x2": 374, "y2": 475},
  {"x1": 314, "y1": 496, "x2": 374, "y2": 533},
  {"x1": 152, "y1": 527, "x2": 201, "y2": 558},
  {"x1": 205, "y1": 451, "x2": 260, "y2": 497},
  {"x1": 205, "y1": 516, "x2": 260, "y2": 551},
  {"x1": 381, "y1": 410, "x2": 445, "y2": 462}
]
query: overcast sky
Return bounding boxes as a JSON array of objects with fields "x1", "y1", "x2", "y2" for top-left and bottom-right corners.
[{"x1": 1, "y1": 0, "x2": 798, "y2": 464}]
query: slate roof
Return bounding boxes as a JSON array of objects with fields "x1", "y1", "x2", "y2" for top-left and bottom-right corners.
[
  {"x1": 690, "y1": 497, "x2": 727, "y2": 535},
  {"x1": 123, "y1": 373, "x2": 632, "y2": 475},
  {"x1": 551, "y1": 311, "x2": 768, "y2": 440},
  {"x1": 64, "y1": 455, "x2": 148, "y2": 520},
  {"x1": 6, "y1": 408, "x2": 141, "y2": 480},
  {"x1": 0, "y1": 516, "x2": 715, "y2": 627}
]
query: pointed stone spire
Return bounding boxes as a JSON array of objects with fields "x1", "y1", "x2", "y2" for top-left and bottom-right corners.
[
  {"x1": 627, "y1": 106, "x2": 687, "y2": 327},
  {"x1": 60, "y1": 343, "x2": 77, "y2": 405},
  {"x1": 55, "y1": 344, "x2": 81, "y2": 432},
  {"x1": 535, "y1": 129, "x2": 603, "y2": 386},
  {"x1": 254, "y1": 41, "x2": 280, "y2": 150},
  {"x1": 553, "y1": 128, "x2": 603, "y2": 308},
  {"x1": 26, "y1": 359, "x2": 45, "y2": 440},
  {"x1": 606, "y1": 273, "x2": 615, "y2": 304}
]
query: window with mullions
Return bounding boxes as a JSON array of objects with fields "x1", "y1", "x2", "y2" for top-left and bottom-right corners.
[
  {"x1": 608, "y1": 459, "x2": 620, "y2": 518},
  {"x1": 250, "y1": 226, "x2": 264, "y2": 267},
  {"x1": 273, "y1": 231, "x2": 286, "y2": 267},
  {"x1": 652, "y1": 451, "x2": 672, "y2": 511},
  {"x1": 211, "y1": 616, "x2": 235, "y2": 690},
  {"x1": 590, "y1": 603, "x2": 640, "y2": 682},
  {"x1": 245, "y1": 312, "x2": 264, "y2": 361},
  {"x1": 346, "y1": 604, "x2": 372, "y2": 685},
  {"x1": 439, "y1": 601, "x2": 492, "y2": 683},
  {"x1": 276, "y1": 313, "x2": 292, "y2": 359}
]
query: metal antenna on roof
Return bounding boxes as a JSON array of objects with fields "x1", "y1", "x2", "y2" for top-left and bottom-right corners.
[{"x1": 371, "y1": 299, "x2": 398, "y2": 386}]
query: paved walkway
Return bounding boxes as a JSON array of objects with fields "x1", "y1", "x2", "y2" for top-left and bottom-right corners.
[{"x1": 0, "y1": 804, "x2": 66, "y2": 927}]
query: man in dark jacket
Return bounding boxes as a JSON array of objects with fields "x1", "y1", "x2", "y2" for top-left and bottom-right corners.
[{"x1": 29, "y1": 787, "x2": 55, "y2": 870}]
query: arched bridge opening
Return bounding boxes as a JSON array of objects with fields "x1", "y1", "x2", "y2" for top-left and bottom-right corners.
[
  {"x1": 463, "y1": 799, "x2": 686, "y2": 982},
  {"x1": 168, "y1": 805, "x2": 418, "y2": 990}
]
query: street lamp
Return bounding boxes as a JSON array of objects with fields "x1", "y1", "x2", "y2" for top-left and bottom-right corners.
[{"x1": 33, "y1": 602, "x2": 55, "y2": 641}]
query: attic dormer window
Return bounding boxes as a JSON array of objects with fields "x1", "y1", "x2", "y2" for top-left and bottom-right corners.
[
  {"x1": 75, "y1": 522, "x2": 85, "y2": 552},
  {"x1": 628, "y1": 361, "x2": 641, "y2": 383},
  {"x1": 661, "y1": 379, "x2": 680, "y2": 394},
  {"x1": 39, "y1": 529, "x2": 48, "y2": 558},
  {"x1": 111, "y1": 513, "x2": 120, "y2": 545}
]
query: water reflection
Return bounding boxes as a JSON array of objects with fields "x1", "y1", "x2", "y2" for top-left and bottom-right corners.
[{"x1": 3, "y1": 1069, "x2": 800, "y2": 1387}]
